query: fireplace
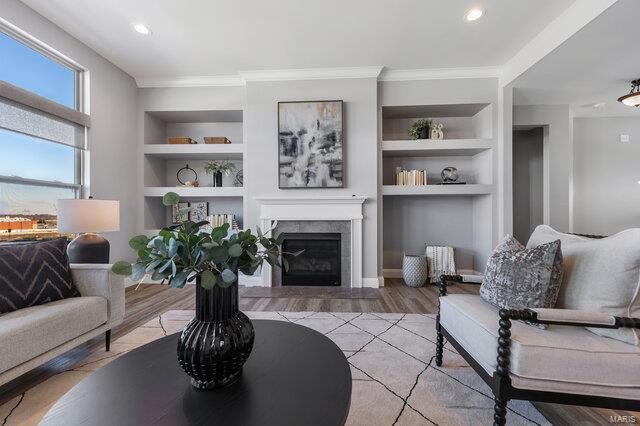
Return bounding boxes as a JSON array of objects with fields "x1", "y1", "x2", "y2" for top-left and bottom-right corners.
[{"x1": 281, "y1": 233, "x2": 341, "y2": 286}]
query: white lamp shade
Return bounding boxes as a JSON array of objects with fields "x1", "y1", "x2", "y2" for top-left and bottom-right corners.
[{"x1": 56, "y1": 199, "x2": 120, "y2": 233}]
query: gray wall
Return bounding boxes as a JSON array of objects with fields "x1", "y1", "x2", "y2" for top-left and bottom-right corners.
[
  {"x1": 514, "y1": 105, "x2": 573, "y2": 232},
  {"x1": 1, "y1": 0, "x2": 138, "y2": 261},
  {"x1": 244, "y1": 79, "x2": 379, "y2": 280},
  {"x1": 513, "y1": 128, "x2": 543, "y2": 243},
  {"x1": 573, "y1": 117, "x2": 640, "y2": 235}
]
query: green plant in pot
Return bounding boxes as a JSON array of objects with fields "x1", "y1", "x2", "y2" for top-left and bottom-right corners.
[
  {"x1": 203, "y1": 160, "x2": 236, "y2": 187},
  {"x1": 112, "y1": 192, "x2": 299, "y2": 389},
  {"x1": 408, "y1": 118, "x2": 433, "y2": 140}
]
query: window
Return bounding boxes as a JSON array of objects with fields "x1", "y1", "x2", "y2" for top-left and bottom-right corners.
[
  {"x1": 0, "y1": 25, "x2": 86, "y2": 242},
  {"x1": 0, "y1": 31, "x2": 77, "y2": 109}
]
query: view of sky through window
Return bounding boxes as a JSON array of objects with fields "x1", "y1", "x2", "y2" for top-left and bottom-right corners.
[
  {"x1": 0, "y1": 31, "x2": 79, "y2": 240},
  {"x1": 0, "y1": 31, "x2": 76, "y2": 108}
]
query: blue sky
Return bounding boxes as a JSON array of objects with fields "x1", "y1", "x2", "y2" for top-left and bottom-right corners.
[{"x1": 0, "y1": 31, "x2": 77, "y2": 215}]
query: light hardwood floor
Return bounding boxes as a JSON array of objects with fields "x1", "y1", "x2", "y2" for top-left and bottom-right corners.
[{"x1": 1, "y1": 279, "x2": 636, "y2": 425}]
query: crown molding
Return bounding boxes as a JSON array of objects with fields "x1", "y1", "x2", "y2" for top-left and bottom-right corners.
[
  {"x1": 135, "y1": 66, "x2": 503, "y2": 88},
  {"x1": 379, "y1": 66, "x2": 501, "y2": 81},
  {"x1": 136, "y1": 75, "x2": 245, "y2": 88},
  {"x1": 239, "y1": 66, "x2": 384, "y2": 82}
]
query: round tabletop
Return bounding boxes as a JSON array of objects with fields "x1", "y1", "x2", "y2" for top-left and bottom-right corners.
[{"x1": 41, "y1": 320, "x2": 352, "y2": 426}]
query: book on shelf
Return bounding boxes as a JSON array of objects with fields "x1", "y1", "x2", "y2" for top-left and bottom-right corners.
[
  {"x1": 395, "y1": 167, "x2": 428, "y2": 186},
  {"x1": 201, "y1": 214, "x2": 239, "y2": 232}
]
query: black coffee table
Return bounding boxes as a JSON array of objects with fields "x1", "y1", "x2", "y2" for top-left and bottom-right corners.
[{"x1": 41, "y1": 320, "x2": 352, "y2": 426}]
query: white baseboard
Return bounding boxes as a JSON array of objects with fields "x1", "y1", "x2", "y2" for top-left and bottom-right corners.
[{"x1": 361, "y1": 277, "x2": 382, "y2": 288}]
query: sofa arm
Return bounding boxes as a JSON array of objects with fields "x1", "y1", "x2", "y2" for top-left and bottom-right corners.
[{"x1": 70, "y1": 264, "x2": 125, "y2": 326}]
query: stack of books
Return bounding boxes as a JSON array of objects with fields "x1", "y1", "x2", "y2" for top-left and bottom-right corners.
[
  {"x1": 208, "y1": 214, "x2": 238, "y2": 229},
  {"x1": 395, "y1": 168, "x2": 428, "y2": 186}
]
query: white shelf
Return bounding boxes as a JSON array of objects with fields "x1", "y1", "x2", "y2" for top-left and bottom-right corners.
[
  {"x1": 143, "y1": 144, "x2": 244, "y2": 160},
  {"x1": 382, "y1": 184, "x2": 493, "y2": 196},
  {"x1": 144, "y1": 186, "x2": 245, "y2": 198},
  {"x1": 382, "y1": 139, "x2": 492, "y2": 157}
]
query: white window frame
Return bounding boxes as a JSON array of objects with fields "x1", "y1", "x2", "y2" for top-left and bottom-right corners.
[{"x1": 0, "y1": 17, "x2": 89, "y2": 199}]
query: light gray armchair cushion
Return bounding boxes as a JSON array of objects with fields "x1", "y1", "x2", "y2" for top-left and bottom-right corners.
[
  {"x1": 527, "y1": 225, "x2": 640, "y2": 345},
  {"x1": 440, "y1": 294, "x2": 640, "y2": 400}
]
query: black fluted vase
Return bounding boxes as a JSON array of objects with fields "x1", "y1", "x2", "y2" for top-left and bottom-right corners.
[{"x1": 177, "y1": 275, "x2": 254, "y2": 389}]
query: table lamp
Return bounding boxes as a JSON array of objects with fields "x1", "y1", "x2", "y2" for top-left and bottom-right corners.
[{"x1": 56, "y1": 199, "x2": 120, "y2": 264}]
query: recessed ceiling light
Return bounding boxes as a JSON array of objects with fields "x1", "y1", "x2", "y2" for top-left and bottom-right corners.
[
  {"x1": 132, "y1": 23, "x2": 152, "y2": 35},
  {"x1": 592, "y1": 102, "x2": 606, "y2": 109},
  {"x1": 465, "y1": 8, "x2": 484, "y2": 21}
]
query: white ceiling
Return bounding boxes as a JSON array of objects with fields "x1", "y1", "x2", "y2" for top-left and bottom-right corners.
[
  {"x1": 513, "y1": 0, "x2": 640, "y2": 117},
  {"x1": 20, "y1": 0, "x2": 575, "y2": 81}
]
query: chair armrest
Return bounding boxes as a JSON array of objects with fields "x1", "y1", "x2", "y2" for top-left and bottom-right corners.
[
  {"x1": 502, "y1": 308, "x2": 640, "y2": 329},
  {"x1": 70, "y1": 264, "x2": 125, "y2": 325},
  {"x1": 438, "y1": 274, "x2": 483, "y2": 297}
]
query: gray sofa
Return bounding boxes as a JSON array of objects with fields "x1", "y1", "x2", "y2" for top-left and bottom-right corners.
[{"x1": 0, "y1": 264, "x2": 125, "y2": 386}]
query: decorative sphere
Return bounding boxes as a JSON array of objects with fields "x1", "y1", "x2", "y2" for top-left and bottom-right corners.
[{"x1": 441, "y1": 167, "x2": 459, "y2": 182}]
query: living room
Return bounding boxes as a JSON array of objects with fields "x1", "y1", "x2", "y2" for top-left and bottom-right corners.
[{"x1": 0, "y1": 0, "x2": 638, "y2": 424}]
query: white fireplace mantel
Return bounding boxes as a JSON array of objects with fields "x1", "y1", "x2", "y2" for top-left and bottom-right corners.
[{"x1": 255, "y1": 196, "x2": 366, "y2": 287}]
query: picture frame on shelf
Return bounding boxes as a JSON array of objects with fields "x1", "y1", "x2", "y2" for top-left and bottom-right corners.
[
  {"x1": 189, "y1": 201, "x2": 209, "y2": 222},
  {"x1": 278, "y1": 100, "x2": 344, "y2": 188},
  {"x1": 172, "y1": 202, "x2": 190, "y2": 224}
]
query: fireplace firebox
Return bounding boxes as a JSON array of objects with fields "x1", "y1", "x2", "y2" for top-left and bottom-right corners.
[{"x1": 281, "y1": 233, "x2": 341, "y2": 286}]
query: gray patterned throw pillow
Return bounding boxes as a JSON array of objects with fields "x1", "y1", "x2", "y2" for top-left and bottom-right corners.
[{"x1": 480, "y1": 235, "x2": 563, "y2": 327}]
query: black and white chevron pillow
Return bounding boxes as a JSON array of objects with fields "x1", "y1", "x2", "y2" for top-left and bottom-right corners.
[{"x1": 0, "y1": 238, "x2": 80, "y2": 314}]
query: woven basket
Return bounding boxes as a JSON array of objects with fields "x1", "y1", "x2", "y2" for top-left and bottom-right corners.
[
  {"x1": 168, "y1": 137, "x2": 196, "y2": 145},
  {"x1": 402, "y1": 254, "x2": 428, "y2": 288},
  {"x1": 204, "y1": 137, "x2": 231, "y2": 144}
]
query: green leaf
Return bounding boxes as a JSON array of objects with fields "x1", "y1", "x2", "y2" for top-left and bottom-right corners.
[
  {"x1": 158, "y1": 259, "x2": 174, "y2": 273},
  {"x1": 131, "y1": 262, "x2": 147, "y2": 281},
  {"x1": 275, "y1": 232, "x2": 285, "y2": 246},
  {"x1": 168, "y1": 238, "x2": 178, "y2": 257},
  {"x1": 200, "y1": 270, "x2": 216, "y2": 289},
  {"x1": 170, "y1": 270, "x2": 189, "y2": 288},
  {"x1": 129, "y1": 235, "x2": 150, "y2": 251},
  {"x1": 153, "y1": 238, "x2": 167, "y2": 255},
  {"x1": 221, "y1": 268, "x2": 237, "y2": 284},
  {"x1": 228, "y1": 243, "x2": 242, "y2": 257},
  {"x1": 282, "y1": 257, "x2": 289, "y2": 272},
  {"x1": 145, "y1": 258, "x2": 163, "y2": 272},
  {"x1": 111, "y1": 261, "x2": 132, "y2": 276},
  {"x1": 162, "y1": 192, "x2": 180, "y2": 206}
]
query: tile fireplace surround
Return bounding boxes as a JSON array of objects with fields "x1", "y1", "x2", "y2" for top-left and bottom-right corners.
[{"x1": 256, "y1": 196, "x2": 366, "y2": 288}]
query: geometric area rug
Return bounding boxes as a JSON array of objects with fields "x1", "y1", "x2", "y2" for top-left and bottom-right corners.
[{"x1": 0, "y1": 311, "x2": 549, "y2": 425}]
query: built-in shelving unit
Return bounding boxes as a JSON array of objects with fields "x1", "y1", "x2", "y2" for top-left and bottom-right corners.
[
  {"x1": 382, "y1": 139, "x2": 492, "y2": 157},
  {"x1": 380, "y1": 96, "x2": 497, "y2": 274},
  {"x1": 144, "y1": 186, "x2": 245, "y2": 198},
  {"x1": 143, "y1": 144, "x2": 244, "y2": 160},
  {"x1": 141, "y1": 109, "x2": 245, "y2": 231},
  {"x1": 382, "y1": 184, "x2": 493, "y2": 196}
]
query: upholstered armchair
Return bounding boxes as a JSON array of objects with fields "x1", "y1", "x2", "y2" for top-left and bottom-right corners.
[{"x1": 434, "y1": 226, "x2": 640, "y2": 425}]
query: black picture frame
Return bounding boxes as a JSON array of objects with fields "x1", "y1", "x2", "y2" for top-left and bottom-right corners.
[{"x1": 277, "y1": 100, "x2": 344, "y2": 189}]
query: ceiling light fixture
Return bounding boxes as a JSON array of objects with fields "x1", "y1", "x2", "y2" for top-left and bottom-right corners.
[
  {"x1": 465, "y1": 8, "x2": 484, "y2": 21},
  {"x1": 618, "y1": 79, "x2": 640, "y2": 107},
  {"x1": 132, "y1": 23, "x2": 152, "y2": 35}
]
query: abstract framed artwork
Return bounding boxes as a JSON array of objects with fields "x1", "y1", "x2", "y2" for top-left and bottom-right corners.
[{"x1": 278, "y1": 100, "x2": 343, "y2": 188}]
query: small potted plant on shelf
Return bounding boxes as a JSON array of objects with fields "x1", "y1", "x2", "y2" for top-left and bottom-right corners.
[
  {"x1": 111, "y1": 192, "x2": 300, "y2": 389},
  {"x1": 203, "y1": 160, "x2": 236, "y2": 187},
  {"x1": 408, "y1": 118, "x2": 433, "y2": 140}
]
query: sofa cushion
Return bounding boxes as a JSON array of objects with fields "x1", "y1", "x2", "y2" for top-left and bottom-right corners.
[
  {"x1": 480, "y1": 235, "x2": 563, "y2": 326},
  {"x1": 0, "y1": 296, "x2": 107, "y2": 373},
  {"x1": 527, "y1": 225, "x2": 640, "y2": 345},
  {"x1": 440, "y1": 294, "x2": 640, "y2": 397},
  {"x1": 0, "y1": 238, "x2": 80, "y2": 314}
]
